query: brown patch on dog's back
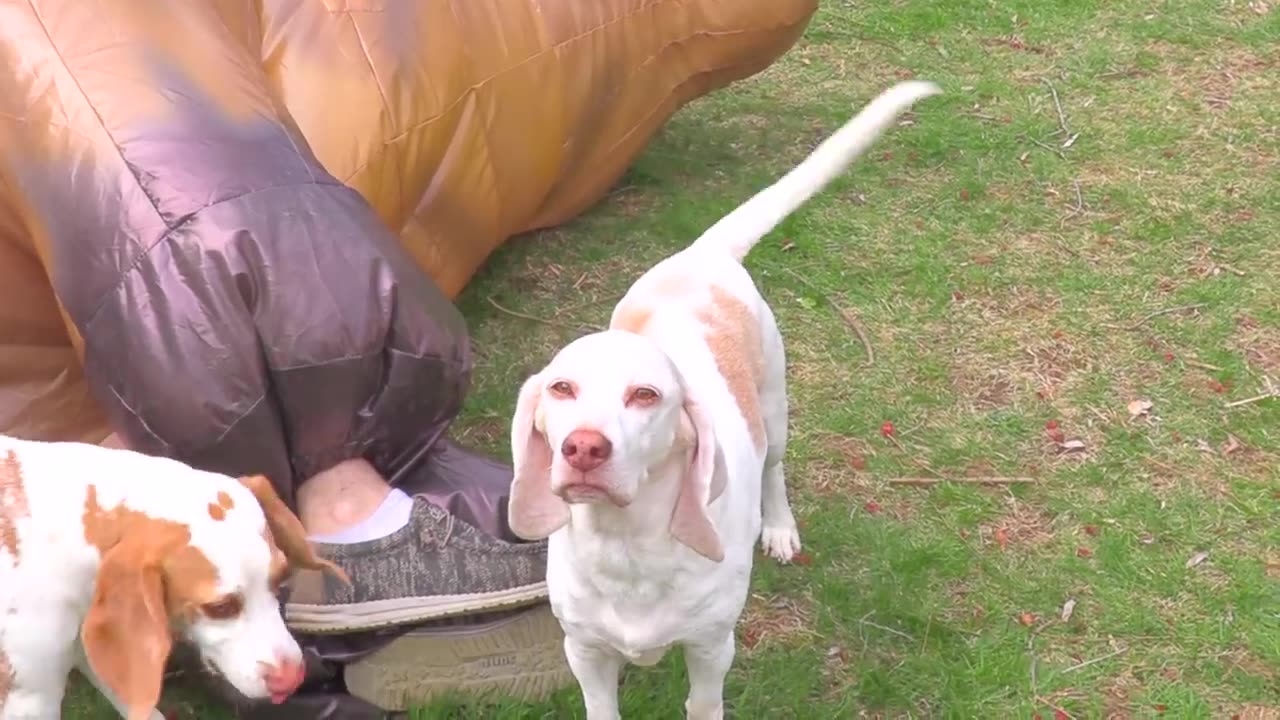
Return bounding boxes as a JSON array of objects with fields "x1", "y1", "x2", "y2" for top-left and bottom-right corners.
[
  {"x1": 207, "y1": 490, "x2": 235, "y2": 521},
  {"x1": 0, "y1": 450, "x2": 29, "y2": 563},
  {"x1": 82, "y1": 485, "x2": 221, "y2": 619},
  {"x1": 698, "y1": 286, "x2": 767, "y2": 449},
  {"x1": 612, "y1": 270, "x2": 702, "y2": 335}
]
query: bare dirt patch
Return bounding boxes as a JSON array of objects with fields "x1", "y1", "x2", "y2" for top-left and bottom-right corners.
[
  {"x1": 979, "y1": 496, "x2": 1059, "y2": 551},
  {"x1": 1231, "y1": 313, "x2": 1280, "y2": 373}
]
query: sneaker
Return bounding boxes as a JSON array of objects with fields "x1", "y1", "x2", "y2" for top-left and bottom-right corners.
[
  {"x1": 343, "y1": 604, "x2": 574, "y2": 711},
  {"x1": 284, "y1": 496, "x2": 549, "y2": 633}
]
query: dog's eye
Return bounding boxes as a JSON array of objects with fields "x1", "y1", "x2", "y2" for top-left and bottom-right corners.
[
  {"x1": 548, "y1": 380, "x2": 576, "y2": 398},
  {"x1": 200, "y1": 594, "x2": 244, "y2": 620},
  {"x1": 629, "y1": 386, "x2": 661, "y2": 405}
]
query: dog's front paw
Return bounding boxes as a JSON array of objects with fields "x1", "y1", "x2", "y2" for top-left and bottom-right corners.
[
  {"x1": 760, "y1": 524, "x2": 802, "y2": 563},
  {"x1": 685, "y1": 700, "x2": 725, "y2": 720}
]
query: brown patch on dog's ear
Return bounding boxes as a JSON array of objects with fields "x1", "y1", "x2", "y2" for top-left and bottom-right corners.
[
  {"x1": 238, "y1": 475, "x2": 350, "y2": 586},
  {"x1": 80, "y1": 484, "x2": 219, "y2": 720},
  {"x1": 698, "y1": 285, "x2": 767, "y2": 450},
  {"x1": 0, "y1": 450, "x2": 30, "y2": 564},
  {"x1": 81, "y1": 540, "x2": 175, "y2": 720}
]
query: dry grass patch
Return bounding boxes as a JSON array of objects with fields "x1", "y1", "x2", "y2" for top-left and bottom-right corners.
[{"x1": 737, "y1": 592, "x2": 819, "y2": 653}]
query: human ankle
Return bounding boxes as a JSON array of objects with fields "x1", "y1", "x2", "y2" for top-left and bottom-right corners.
[{"x1": 297, "y1": 458, "x2": 392, "y2": 537}]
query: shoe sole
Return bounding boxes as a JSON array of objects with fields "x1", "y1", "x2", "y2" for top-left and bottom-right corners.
[
  {"x1": 284, "y1": 581, "x2": 550, "y2": 634},
  {"x1": 343, "y1": 602, "x2": 574, "y2": 711}
]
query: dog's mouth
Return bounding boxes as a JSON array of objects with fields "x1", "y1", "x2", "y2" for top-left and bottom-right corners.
[{"x1": 558, "y1": 482, "x2": 629, "y2": 507}]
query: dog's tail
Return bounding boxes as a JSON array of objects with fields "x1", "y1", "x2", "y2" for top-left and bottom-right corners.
[{"x1": 688, "y1": 80, "x2": 942, "y2": 262}]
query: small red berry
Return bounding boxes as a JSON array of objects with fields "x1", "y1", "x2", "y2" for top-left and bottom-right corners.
[
  {"x1": 1048, "y1": 428, "x2": 1066, "y2": 444},
  {"x1": 864, "y1": 500, "x2": 882, "y2": 514},
  {"x1": 1077, "y1": 547, "x2": 1093, "y2": 558},
  {"x1": 1045, "y1": 419, "x2": 1059, "y2": 431},
  {"x1": 1163, "y1": 352, "x2": 1175, "y2": 363},
  {"x1": 1085, "y1": 525, "x2": 1100, "y2": 536},
  {"x1": 880, "y1": 421, "x2": 896, "y2": 438}
]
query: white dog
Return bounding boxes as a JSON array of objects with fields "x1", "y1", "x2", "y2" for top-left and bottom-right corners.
[{"x1": 507, "y1": 80, "x2": 941, "y2": 719}]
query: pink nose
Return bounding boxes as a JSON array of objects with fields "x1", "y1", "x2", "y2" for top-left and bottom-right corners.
[
  {"x1": 262, "y1": 657, "x2": 305, "y2": 701},
  {"x1": 561, "y1": 429, "x2": 612, "y2": 472}
]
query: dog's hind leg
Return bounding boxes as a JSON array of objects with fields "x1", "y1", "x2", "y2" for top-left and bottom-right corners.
[{"x1": 757, "y1": 306, "x2": 801, "y2": 563}]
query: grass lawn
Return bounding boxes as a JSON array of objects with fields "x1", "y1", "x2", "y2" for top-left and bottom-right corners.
[{"x1": 70, "y1": 0, "x2": 1277, "y2": 717}]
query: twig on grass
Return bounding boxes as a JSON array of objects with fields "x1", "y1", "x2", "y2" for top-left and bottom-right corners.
[
  {"x1": 1071, "y1": 179, "x2": 1086, "y2": 214},
  {"x1": 1040, "y1": 78, "x2": 1071, "y2": 135},
  {"x1": 1224, "y1": 376, "x2": 1278, "y2": 409},
  {"x1": 1062, "y1": 644, "x2": 1130, "y2": 674},
  {"x1": 888, "y1": 476, "x2": 1037, "y2": 486},
  {"x1": 486, "y1": 296, "x2": 604, "y2": 333},
  {"x1": 1184, "y1": 358, "x2": 1224, "y2": 372},
  {"x1": 1125, "y1": 303, "x2": 1208, "y2": 330},
  {"x1": 1027, "y1": 619, "x2": 1059, "y2": 697},
  {"x1": 783, "y1": 267, "x2": 875, "y2": 365},
  {"x1": 1030, "y1": 136, "x2": 1067, "y2": 160},
  {"x1": 858, "y1": 613, "x2": 915, "y2": 642}
]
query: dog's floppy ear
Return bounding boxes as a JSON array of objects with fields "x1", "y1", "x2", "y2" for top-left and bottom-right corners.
[
  {"x1": 508, "y1": 373, "x2": 569, "y2": 540},
  {"x1": 239, "y1": 474, "x2": 349, "y2": 585},
  {"x1": 669, "y1": 386, "x2": 727, "y2": 562},
  {"x1": 81, "y1": 541, "x2": 175, "y2": 720}
]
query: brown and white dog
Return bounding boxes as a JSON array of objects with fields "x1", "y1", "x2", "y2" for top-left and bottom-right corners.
[
  {"x1": 0, "y1": 435, "x2": 347, "y2": 720},
  {"x1": 506, "y1": 81, "x2": 941, "y2": 719}
]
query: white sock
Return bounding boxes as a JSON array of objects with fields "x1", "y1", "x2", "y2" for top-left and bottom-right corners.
[{"x1": 308, "y1": 488, "x2": 413, "y2": 544}]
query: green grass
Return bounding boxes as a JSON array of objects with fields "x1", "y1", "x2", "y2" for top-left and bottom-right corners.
[{"x1": 71, "y1": 0, "x2": 1278, "y2": 717}]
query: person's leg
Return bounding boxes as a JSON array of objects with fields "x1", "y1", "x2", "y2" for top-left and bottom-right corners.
[{"x1": 296, "y1": 459, "x2": 412, "y2": 544}]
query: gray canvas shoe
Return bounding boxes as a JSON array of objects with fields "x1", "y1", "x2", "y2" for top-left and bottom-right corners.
[{"x1": 284, "y1": 496, "x2": 549, "y2": 633}]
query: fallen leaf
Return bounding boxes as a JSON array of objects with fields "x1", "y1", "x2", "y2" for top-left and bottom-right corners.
[
  {"x1": 1222, "y1": 434, "x2": 1243, "y2": 455},
  {"x1": 1196, "y1": 439, "x2": 1216, "y2": 454},
  {"x1": 995, "y1": 527, "x2": 1010, "y2": 551},
  {"x1": 1140, "y1": 533, "x2": 1156, "y2": 545},
  {"x1": 1018, "y1": 612, "x2": 1037, "y2": 627},
  {"x1": 1061, "y1": 598, "x2": 1077, "y2": 622},
  {"x1": 973, "y1": 254, "x2": 994, "y2": 265},
  {"x1": 1085, "y1": 525, "x2": 1100, "y2": 536},
  {"x1": 1077, "y1": 547, "x2": 1093, "y2": 558},
  {"x1": 1127, "y1": 399, "x2": 1154, "y2": 417},
  {"x1": 1186, "y1": 551, "x2": 1209, "y2": 568},
  {"x1": 880, "y1": 421, "x2": 896, "y2": 438},
  {"x1": 864, "y1": 500, "x2": 882, "y2": 515},
  {"x1": 1059, "y1": 439, "x2": 1087, "y2": 452},
  {"x1": 780, "y1": 239, "x2": 797, "y2": 252}
]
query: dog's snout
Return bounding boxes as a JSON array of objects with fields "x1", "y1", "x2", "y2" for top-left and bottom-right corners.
[
  {"x1": 260, "y1": 654, "x2": 305, "y2": 702},
  {"x1": 561, "y1": 429, "x2": 612, "y2": 471}
]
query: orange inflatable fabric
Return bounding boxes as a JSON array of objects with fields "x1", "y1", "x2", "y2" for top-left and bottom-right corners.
[{"x1": 0, "y1": 0, "x2": 816, "y2": 473}]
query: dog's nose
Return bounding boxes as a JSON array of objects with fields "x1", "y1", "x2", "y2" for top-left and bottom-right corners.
[
  {"x1": 561, "y1": 429, "x2": 612, "y2": 471},
  {"x1": 261, "y1": 655, "x2": 305, "y2": 701}
]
